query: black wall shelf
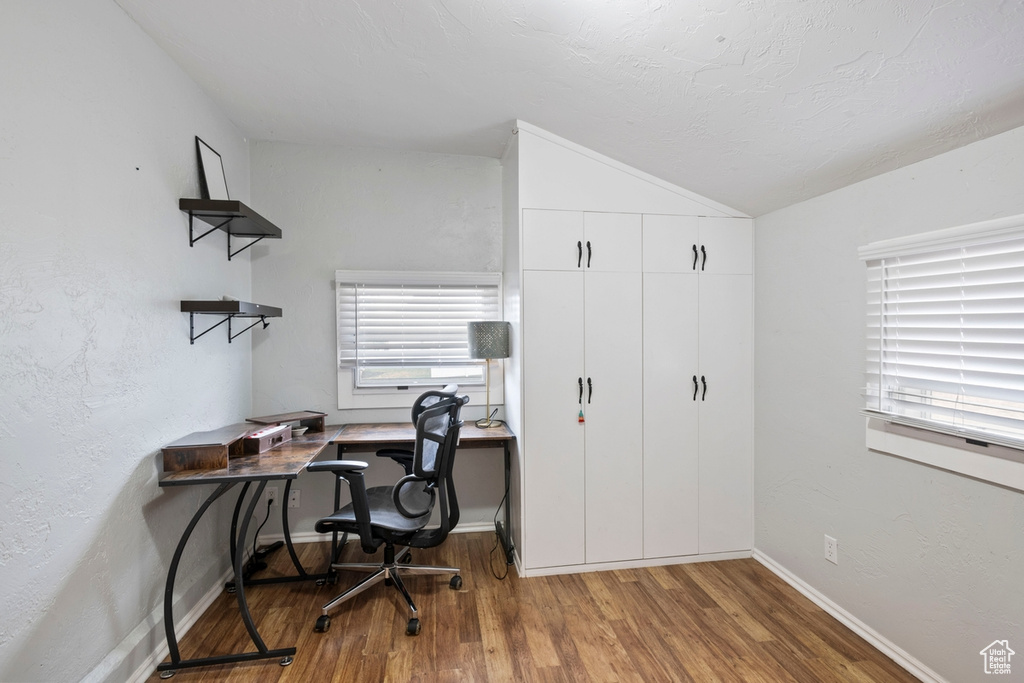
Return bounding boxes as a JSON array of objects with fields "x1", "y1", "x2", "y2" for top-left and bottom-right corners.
[
  {"x1": 180, "y1": 198, "x2": 283, "y2": 260},
  {"x1": 181, "y1": 300, "x2": 283, "y2": 344}
]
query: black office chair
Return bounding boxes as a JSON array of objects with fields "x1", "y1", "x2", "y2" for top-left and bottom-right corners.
[
  {"x1": 375, "y1": 383, "x2": 458, "y2": 475},
  {"x1": 307, "y1": 391, "x2": 468, "y2": 636}
]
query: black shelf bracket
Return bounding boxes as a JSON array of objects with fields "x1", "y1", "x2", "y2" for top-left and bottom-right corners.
[
  {"x1": 228, "y1": 234, "x2": 267, "y2": 261},
  {"x1": 229, "y1": 315, "x2": 269, "y2": 342},
  {"x1": 188, "y1": 214, "x2": 231, "y2": 248},
  {"x1": 189, "y1": 312, "x2": 231, "y2": 345},
  {"x1": 188, "y1": 313, "x2": 270, "y2": 344}
]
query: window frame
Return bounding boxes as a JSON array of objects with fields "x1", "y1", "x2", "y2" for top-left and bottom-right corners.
[
  {"x1": 335, "y1": 270, "x2": 504, "y2": 410},
  {"x1": 859, "y1": 213, "x2": 1024, "y2": 491}
]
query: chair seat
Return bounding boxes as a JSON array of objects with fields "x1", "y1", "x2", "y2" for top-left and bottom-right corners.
[{"x1": 315, "y1": 485, "x2": 431, "y2": 536}]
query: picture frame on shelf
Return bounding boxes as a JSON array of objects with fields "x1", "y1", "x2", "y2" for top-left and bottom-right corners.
[{"x1": 195, "y1": 136, "x2": 229, "y2": 201}]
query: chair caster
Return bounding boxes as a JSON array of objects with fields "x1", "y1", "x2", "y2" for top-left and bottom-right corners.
[
  {"x1": 400, "y1": 554, "x2": 412, "y2": 564},
  {"x1": 449, "y1": 575, "x2": 463, "y2": 590},
  {"x1": 314, "y1": 615, "x2": 331, "y2": 633},
  {"x1": 406, "y1": 618, "x2": 421, "y2": 636}
]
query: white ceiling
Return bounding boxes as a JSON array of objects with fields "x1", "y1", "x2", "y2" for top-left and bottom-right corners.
[{"x1": 114, "y1": 0, "x2": 1024, "y2": 216}]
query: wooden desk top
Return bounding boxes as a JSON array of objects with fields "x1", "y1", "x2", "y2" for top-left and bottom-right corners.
[
  {"x1": 160, "y1": 426, "x2": 342, "y2": 487},
  {"x1": 335, "y1": 421, "x2": 514, "y2": 451}
]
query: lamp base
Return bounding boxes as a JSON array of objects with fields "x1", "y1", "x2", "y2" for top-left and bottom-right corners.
[{"x1": 475, "y1": 418, "x2": 506, "y2": 429}]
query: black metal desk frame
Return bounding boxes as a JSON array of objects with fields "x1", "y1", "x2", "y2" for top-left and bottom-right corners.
[{"x1": 156, "y1": 429, "x2": 340, "y2": 678}]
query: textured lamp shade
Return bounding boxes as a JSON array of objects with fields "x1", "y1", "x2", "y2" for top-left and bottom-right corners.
[
  {"x1": 467, "y1": 321, "x2": 510, "y2": 360},
  {"x1": 467, "y1": 321, "x2": 510, "y2": 428}
]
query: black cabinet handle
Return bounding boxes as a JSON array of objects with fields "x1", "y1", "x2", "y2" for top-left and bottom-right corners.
[
  {"x1": 701, "y1": 375, "x2": 707, "y2": 401},
  {"x1": 692, "y1": 244, "x2": 699, "y2": 270},
  {"x1": 586, "y1": 241, "x2": 592, "y2": 268},
  {"x1": 587, "y1": 377, "x2": 593, "y2": 403},
  {"x1": 577, "y1": 241, "x2": 583, "y2": 268},
  {"x1": 578, "y1": 377, "x2": 583, "y2": 404},
  {"x1": 701, "y1": 245, "x2": 707, "y2": 271},
  {"x1": 692, "y1": 375, "x2": 699, "y2": 401}
]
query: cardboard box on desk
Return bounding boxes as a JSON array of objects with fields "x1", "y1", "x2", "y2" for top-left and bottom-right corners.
[{"x1": 162, "y1": 424, "x2": 253, "y2": 472}]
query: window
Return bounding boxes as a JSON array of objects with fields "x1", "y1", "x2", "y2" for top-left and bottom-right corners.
[
  {"x1": 336, "y1": 270, "x2": 501, "y2": 389},
  {"x1": 860, "y1": 215, "x2": 1024, "y2": 451}
]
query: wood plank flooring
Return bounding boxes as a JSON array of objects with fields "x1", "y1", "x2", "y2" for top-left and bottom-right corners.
[{"x1": 150, "y1": 532, "x2": 918, "y2": 682}]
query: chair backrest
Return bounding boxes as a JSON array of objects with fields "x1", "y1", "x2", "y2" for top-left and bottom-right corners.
[
  {"x1": 409, "y1": 383, "x2": 459, "y2": 426},
  {"x1": 392, "y1": 393, "x2": 468, "y2": 547}
]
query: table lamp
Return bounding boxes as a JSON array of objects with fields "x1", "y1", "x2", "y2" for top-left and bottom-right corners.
[{"x1": 467, "y1": 321, "x2": 510, "y2": 428}]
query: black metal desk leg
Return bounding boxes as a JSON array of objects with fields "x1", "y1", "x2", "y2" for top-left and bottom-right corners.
[
  {"x1": 233, "y1": 480, "x2": 295, "y2": 664},
  {"x1": 495, "y1": 440, "x2": 515, "y2": 565},
  {"x1": 159, "y1": 482, "x2": 234, "y2": 675},
  {"x1": 280, "y1": 479, "x2": 308, "y2": 576},
  {"x1": 228, "y1": 481, "x2": 253, "y2": 570},
  {"x1": 157, "y1": 481, "x2": 296, "y2": 678}
]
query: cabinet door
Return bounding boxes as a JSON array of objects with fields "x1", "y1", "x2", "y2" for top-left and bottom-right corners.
[
  {"x1": 643, "y1": 272, "x2": 699, "y2": 558},
  {"x1": 697, "y1": 274, "x2": 753, "y2": 554},
  {"x1": 523, "y1": 270, "x2": 586, "y2": 568},
  {"x1": 643, "y1": 214, "x2": 699, "y2": 273},
  {"x1": 523, "y1": 209, "x2": 584, "y2": 271},
  {"x1": 584, "y1": 271, "x2": 644, "y2": 563},
  {"x1": 698, "y1": 217, "x2": 753, "y2": 275},
  {"x1": 584, "y1": 212, "x2": 642, "y2": 272}
]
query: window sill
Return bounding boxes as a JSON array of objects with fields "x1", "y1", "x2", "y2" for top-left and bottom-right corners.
[
  {"x1": 338, "y1": 369, "x2": 503, "y2": 412},
  {"x1": 865, "y1": 418, "x2": 1024, "y2": 492}
]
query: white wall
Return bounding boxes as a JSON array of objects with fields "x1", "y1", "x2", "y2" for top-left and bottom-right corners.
[
  {"x1": 755, "y1": 125, "x2": 1024, "y2": 682},
  {"x1": 248, "y1": 141, "x2": 506, "y2": 537},
  {"x1": 0, "y1": 1, "x2": 252, "y2": 681}
]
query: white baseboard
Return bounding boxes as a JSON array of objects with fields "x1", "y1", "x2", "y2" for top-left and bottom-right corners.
[
  {"x1": 752, "y1": 550, "x2": 945, "y2": 683},
  {"x1": 517, "y1": 550, "x2": 752, "y2": 578},
  {"x1": 124, "y1": 564, "x2": 234, "y2": 683},
  {"x1": 78, "y1": 559, "x2": 235, "y2": 683}
]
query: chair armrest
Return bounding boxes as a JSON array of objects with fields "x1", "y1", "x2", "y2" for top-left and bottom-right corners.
[
  {"x1": 309, "y1": 460, "x2": 374, "y2": 550},
  {"x1": 306, "y1": 460, "x2": 368, "y2": 474},
  {"x1": 376, "y1": 448, "x2": 414, "y2": 475}
]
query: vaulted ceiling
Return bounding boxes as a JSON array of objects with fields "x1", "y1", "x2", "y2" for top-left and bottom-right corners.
[{"x1": 114, "y1": 0, "x2": 1024, "y2": 216}]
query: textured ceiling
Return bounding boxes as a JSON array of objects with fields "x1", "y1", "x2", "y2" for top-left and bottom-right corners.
[{"x1": 113, "y1": 0, "x2": 1024, "y2": 216}]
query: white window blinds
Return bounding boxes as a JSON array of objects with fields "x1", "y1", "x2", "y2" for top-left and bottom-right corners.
[
  {"x1": 860, "y1": 217, "x2": 1024, "y2": 449},
  {"x1": 336, "y1": 271, "x2": 501, "y2": 388}
]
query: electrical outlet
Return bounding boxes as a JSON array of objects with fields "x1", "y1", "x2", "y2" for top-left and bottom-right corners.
[
  {"x1": 265, "y1": 486, "x2": 278, "y2": 507},
  {"x1": 288, "y1": 489, "x2": 300, "y2": 509},
  {"x1": 824, "y1": 534, "x2": 838, "y2": 564}
]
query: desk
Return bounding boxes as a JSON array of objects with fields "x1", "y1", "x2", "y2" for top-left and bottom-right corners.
[
  {"x1": 334, "y1": 422, "x2": 516, "y2": 564},
  {"x1": 156, "y1": 426, "x2": 341, "y2": 678}
]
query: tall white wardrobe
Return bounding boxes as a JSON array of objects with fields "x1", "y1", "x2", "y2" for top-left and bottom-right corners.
[{"x1": 502, "y1": 122, "x2": 753, "y2": 576}]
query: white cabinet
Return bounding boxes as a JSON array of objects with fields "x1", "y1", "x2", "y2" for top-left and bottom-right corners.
[
  {"x1": 584, "y1": 271, "x2": 643, "y2": 563},
  {"x1": 697, "y1": 274, "x2": 752, "y2": 553},
  {"x1": 643, "y1": 214, "x2": 751, "y2": 275},
  {"x1": 521, "y1": 210, "x2": 643, "y2": 569},
  {"x1": 523, "y1": 209, "x2": 641, "y2": 272},
  {"x1": 522, "y1": 270, "x2": 586, "y2": 568},
  {"x1": 642, "y1": 270, "x2": 699, "y2": 558},
  {"x1": 642, "y1": 215, "x2": 753, "y2": 558},
  {"x1": 517, "y1": 209, "x2": 751, "y2": 571}
]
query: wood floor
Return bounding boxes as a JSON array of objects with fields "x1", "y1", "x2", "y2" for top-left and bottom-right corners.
[{"x1": 150, "y1": 532, "x2": 918, "y2": 682}]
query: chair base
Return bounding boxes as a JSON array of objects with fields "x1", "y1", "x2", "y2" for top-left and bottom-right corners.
[{"x1": 314, "y1": 545, "x2": 460, "y2": 636}]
